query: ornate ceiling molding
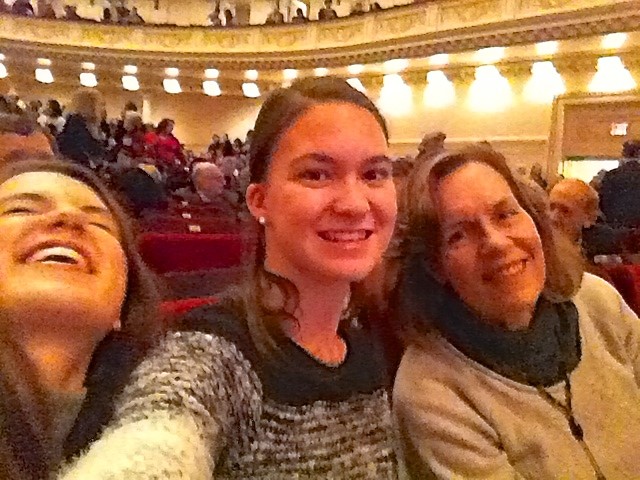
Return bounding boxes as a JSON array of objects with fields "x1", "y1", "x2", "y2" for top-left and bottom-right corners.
[{"x1": 0, "y1": 0, "x2": 639, "y2": 69}]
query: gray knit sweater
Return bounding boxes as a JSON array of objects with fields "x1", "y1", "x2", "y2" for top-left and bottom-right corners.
[{"x1": 61, "y1": 305, "x2": 399, "y2": 479}]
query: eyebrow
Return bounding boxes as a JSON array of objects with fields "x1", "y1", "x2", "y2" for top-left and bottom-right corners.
[
  {"x1": 293, "y1": 153, "x2": 392, "y2": 166},
  {"x1": 0, "y1": 192, "x2": 48, "y2": 206},
  {"x1": 0, "y1": 192, "x2": 110, "y2": 215}
]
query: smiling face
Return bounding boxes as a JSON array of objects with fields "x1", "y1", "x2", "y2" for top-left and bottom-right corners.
[
  {"x1": 433, "y1": 162, "x2": 545, "y2": 327},
  {"x1": 0, "y1": 171, "x2": 127, "y2": 336},
  {"x1": 247, "y1": 102, "x2": 397, "y2": 285}
]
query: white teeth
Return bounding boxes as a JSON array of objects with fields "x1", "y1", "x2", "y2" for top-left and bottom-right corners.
[
  {"x1": 28, "y1": 246, "x2": 82, "y2": 265},
  {"x1": 321, "y1": 230, "x2": 368, "y2": 242}
]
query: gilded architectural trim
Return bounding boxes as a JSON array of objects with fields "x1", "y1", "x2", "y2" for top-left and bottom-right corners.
[{"x1": 0, "y1": 0, "x2": 638, "y2": 69}]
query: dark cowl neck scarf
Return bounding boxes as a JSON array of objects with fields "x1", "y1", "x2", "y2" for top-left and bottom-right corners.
[{"x1": 399, "y1": 255, "x2": 582, "y2": 387}]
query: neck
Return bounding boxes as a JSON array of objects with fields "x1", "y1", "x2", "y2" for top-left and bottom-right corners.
[
  {"x1": 484, "y1": 306, "x2": 535, "y2": 331},
  {"x1": 11, "y1": 326, "x2": 99, "y2": 394},
  {"x1": 265, "y1": 261, "x2": 351, "y2": 342}
]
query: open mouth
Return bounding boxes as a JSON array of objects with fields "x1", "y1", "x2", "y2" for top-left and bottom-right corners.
[
  {"x1": 318, "y1": 230, "x2": 373, "y2": 242},
  {"x1": 25, "y1": 245, "x2": 89, "y2": 271}
]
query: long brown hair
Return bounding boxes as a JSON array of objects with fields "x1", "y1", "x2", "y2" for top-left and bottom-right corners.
[
  {"x1": 222, "y1": 76, "x2": 389, "y2": 361},
  {"x1": 397, "y1": 144, "x2": 584, "y2": 339},
  {"x1": 0, "y1": 158, "x2": 161, "y2": 475}
]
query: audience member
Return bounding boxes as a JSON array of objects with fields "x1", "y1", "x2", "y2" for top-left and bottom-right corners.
[
  {"x1": 550, "y1": 178, "x2": 599, "y2": 245},
  {"x1": 111, "y1": 163, "x2": 168, "y2": 216},
  {"x1": 265, "y1": 5, "x2": 284, "y2": 24},
  {"x1": 38, "y1": 1, "x2": 56, "y2": 18},
  {"x1": 126, "y1": 6, "x2": 144, "y2": 25},
  {"x1": 350, "y1": 0, "x2": 366, "y2": 15},
  {"x1": 394, "y1": 144, "x2": 639, "y2": 479},
  {"x1": 57, "y1": 89, "x2": 106, "y2": 167},
  {"x1": 318, "y1": 0, "x2": 338, "y2": 19},
  {"x1": 38, "y1": 99, "x2": 66, "y2": 135},
  {"x1": 0, "y1": 111, "x2": 53, "y2": 162},
  {"x1": 208, "y1": 4, "x2": 222, "y2": 26},
  {"x1": 0, "y1": 158, "x2": 159, "y2": 478},
  {"x1": 11, "y1": 0, "x2": 34, "y2": 16},
  {"x1": 223, "y1": 8, "x2": 235, "y2": 26},
  {"x1": 147, "y1": 118, "x2": 183, "y2": 169},
  {"x1": 291, "y1": 7, "x2": 308, "y2": 22},
  {"x1": 64, "y1": 5, "x2": 82, "y2": 20},
  {"x1": 599, "y1": 155, "x2": 640, "y2": 227},
  {"x1": 59, "y1": 76, "x2": 400, "y2": 480}
]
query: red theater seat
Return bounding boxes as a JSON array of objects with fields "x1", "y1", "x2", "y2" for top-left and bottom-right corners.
[
  {"x1": 604, "y1": 264, "x2": 640, "y2": 315},
  {"x1": 139, "y1": 232, "x2": 245, "y2": 273}
]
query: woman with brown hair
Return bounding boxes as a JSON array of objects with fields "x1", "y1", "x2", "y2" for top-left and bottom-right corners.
[
  {"x1": 393, "y1": 144, "x2": 640, "y2": 479},
  {"x1": 60, "y1": 77, "x2": 400, "y2": 479},
  {"x1": 0, "y1": 158, "x2": 160, "y2": 478}
]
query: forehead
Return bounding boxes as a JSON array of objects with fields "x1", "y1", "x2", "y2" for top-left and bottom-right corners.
[
  {"x1": 0, "y1": 171, "x2": 108, "y2": 208},
  {"x1": 270, "y1": 102, "x2": 387, "y2": 167},
  {"x1": 434, "y1": 162, "x2": 516, "y2": 218}
]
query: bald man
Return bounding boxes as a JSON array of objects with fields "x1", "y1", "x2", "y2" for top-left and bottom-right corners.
[{"x1": 550, "y1": 178, "x2": 599, "y2": 243}]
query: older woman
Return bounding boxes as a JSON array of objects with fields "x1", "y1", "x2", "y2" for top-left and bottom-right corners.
[
  {"x1": 393, "y1": 145, "x2": 640, "y2": 479},
  {"x1": 0, "y1": 158, "x2": 159, "y2": 478}
]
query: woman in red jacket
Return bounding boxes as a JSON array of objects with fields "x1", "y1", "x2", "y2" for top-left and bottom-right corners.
[{"x1": 148, "y1": 119, "x2": 183, "y2": 168}]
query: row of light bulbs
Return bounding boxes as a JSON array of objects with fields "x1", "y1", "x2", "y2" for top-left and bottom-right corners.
[{"x1": 0, "y1": 33, "x2": 634, "y2": 101}]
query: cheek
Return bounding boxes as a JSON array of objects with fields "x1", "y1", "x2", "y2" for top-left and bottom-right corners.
[{"x1": 442, "y1": 249, "x2": 479, "y2": 291}]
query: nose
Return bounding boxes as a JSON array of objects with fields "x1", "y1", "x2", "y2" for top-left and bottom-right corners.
[
  {"x1": 46, "y1": 206, "x2": 87, "y2": 232},
  {"x1": 332, "y1": 177, "x2": 369, "y2": 216},
  {"x1": 480, "y1": 221, "x2": 511, "y2": 255}
]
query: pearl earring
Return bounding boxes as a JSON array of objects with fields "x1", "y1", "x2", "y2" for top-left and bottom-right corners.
[{"x1": 258, "y1": 216, "x2": 266, "y2": 225}]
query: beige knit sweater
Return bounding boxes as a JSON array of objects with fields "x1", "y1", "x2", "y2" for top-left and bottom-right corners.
[{"x1": 394, "y1": 273, "x2": 640, "y2": 480}]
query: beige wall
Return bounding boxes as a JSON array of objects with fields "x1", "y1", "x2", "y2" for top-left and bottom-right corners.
[{"x1": 11, "y1": 61, "x2": 637, "y2": 174}]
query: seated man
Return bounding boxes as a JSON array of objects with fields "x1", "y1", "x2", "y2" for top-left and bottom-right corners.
[
  {"x1": 174, "y1": 162, "x2": 238, "y2": 214},
  {"x1": 318, "y1": 0, "x2": 338, "y2": 19}
]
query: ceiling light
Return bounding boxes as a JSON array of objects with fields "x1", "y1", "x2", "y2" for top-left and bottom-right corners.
[
  {"x1": 245, "y1": 69, "x2": 259, "y2": 81},
  {"x1": 81, "y1": 62, "x2": 96, "y2": 71},
  {"x1": 602, "y1": 33, "x2": 627, "y2": 50},
  {"x1": 589, "y1": 56, "x2": 636, "y2": 93},
  {"x1": 314, "y1": 67, "x2": 329, "y2": 77},
  {"x1": 79, "y1": 72, "x2": 98, "y2": 88},
  {"x1": 163, "y1": 78, "x2": 182, "y2": 94},
  {"x1": 242, "y1": 82, "x2": 260, "y2": 98},
  {"x1": 347, "y1": 64, "x2": 365, "y2": 75},
  {"x1": 165, "y1": 67, "x2": 180, "y2": 77},
  {"x1": 283, "y1": 68, "x2": 298, "y2": 80},
  {"x1": 535, "y1": 41, "x2": 558, "y2": 56},
  {"x1": 0, "y1": 63, "x2": 7, "y2": 79},
  {"x1": 204, "y1": 68, "x2": 219, "y2": 79},
  {"x1": 122, "y1": 75, "x2": 140, "y2": 91},
  {"x1": 474, "y1": 47, "x2": 505, "y2": 64},
  {"x1": 123, "y1": 65, "x2": 138, "y2": 75},
  {"x1": 383, "y1": 58, "x2": 409, "y2": 73},
  {"x1": 203, "y1": 80, "x2": 221, "y2": 96},
  {"x1": 424, "y1": 70, "x2": 455, "y2": 108},
  {"x1": 37, "y1": 58, "x2": 52, "y2": 67},
  {"x1": 429, "y1": 53, "x2": 449, "y2": 66},
  {"x1": 35, "y1": 68, "x2": 54, "y2": 84}
]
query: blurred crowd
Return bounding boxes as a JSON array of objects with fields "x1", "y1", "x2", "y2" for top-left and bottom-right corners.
[{"x1": 0, "y1": 89, "x2": 252, "y2": 219}]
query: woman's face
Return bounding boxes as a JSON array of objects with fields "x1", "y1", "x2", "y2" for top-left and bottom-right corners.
[
  {"x1": 247, "y1": 102, "x2": 397, "y2": 284},
  {"x1": 433, "y1": 162, "x2": 545, "y2": 325},
  {"x1": 0, "y1": 172, "x2": 127, "y2": 336}
]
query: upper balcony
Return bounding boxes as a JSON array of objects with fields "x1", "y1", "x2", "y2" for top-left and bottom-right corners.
[{"x1": 1, "y1": 0, "x2": 639, "y2": 69}]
